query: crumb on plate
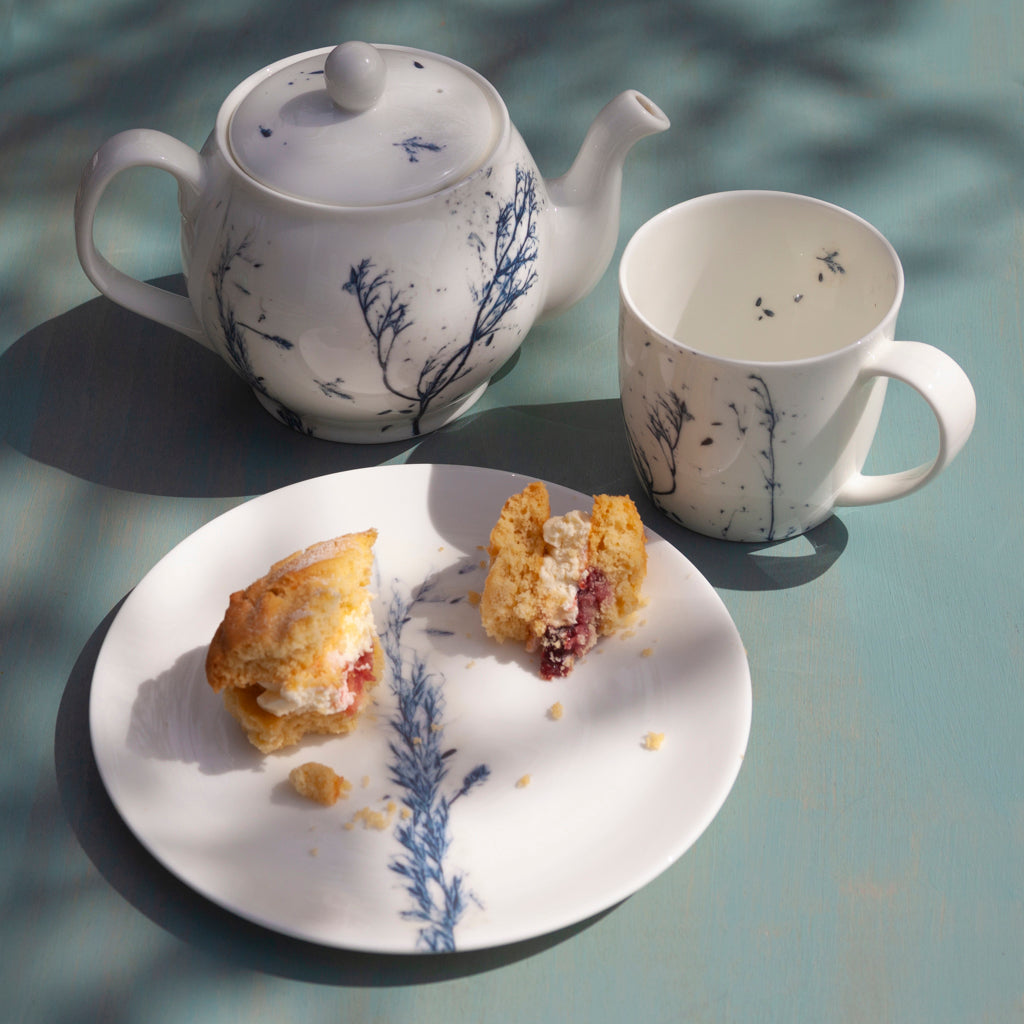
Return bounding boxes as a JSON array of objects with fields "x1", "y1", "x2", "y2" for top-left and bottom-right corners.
[
  {"x1": 642, "y1": 731, "x2": 665, "y2": 751},
  {"x1": 289, "y1": 762, "x2": 352, "y2": 806},
  {"x1": 347, "y1": 801, "x2": 398, "y2": 831},
  {"x1": 548, "y1": 701, "x2": 564, "y2": 721}
]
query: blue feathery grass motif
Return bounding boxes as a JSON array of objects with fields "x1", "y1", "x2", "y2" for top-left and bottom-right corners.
[
  {"x1": 211, "y1": 231, "x2": 312, "y2": 434},
  {"x1": 746, "y1": 373, "x2": 781, "y2": 540},
  {"x1": 344, "y1": 166, "x2": 539, "y2": 435},
  {"x1": 381, "y1": 567, "x2": 490, "y2": 952},
  {"x1": 722, "y1": 374, "x2": 782, "y2": 539},
  {"x1": 629, "y1": 373, "x2": 784, "y2": 540},
  {"x1": 315, "y1": 376, "x2": 354, "y2": 400},
  {"x1": 212, "y1": 232, "x2": 266, "y2": 395},
  {"x1": 628, "y1": 387, "x2": 693, "y2": 502},
  {"x1": 394, "y1": 136, "x2": 446, "y2": 162}
]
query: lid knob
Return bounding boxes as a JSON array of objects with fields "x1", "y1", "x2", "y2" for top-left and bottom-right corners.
[{"x1": 324, "y1": 42, "x2": 387, "y2": 113}]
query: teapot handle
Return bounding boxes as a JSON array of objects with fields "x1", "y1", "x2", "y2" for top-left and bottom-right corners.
[{"x1": 74, "y1": 129, "x2": 208, "y2": 345}]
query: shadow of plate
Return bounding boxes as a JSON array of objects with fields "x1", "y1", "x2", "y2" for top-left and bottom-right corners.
[{"x1": 55, "y1": 598, "x2": 614, "y2": 985}]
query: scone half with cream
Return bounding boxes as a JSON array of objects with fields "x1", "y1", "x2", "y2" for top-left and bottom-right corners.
[
  {"x1": 206, "y1": 530, "x2": 383, "y2": 753},
  {"x1": 480, "y1": 482, "x2": 647, "y2": 678}
]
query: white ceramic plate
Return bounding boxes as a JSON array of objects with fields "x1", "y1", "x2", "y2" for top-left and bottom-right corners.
[{"x1": 90, "y1": 464, "x2": 751, "y2": 953}]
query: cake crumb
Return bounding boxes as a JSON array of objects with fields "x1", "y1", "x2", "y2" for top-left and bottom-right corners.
[
  {"x1": 310, "y1": 847, "x2": 319, "y2": 857},
  {"x1": 400, "y1": 806, "x2": 412, "y2": 820},
  {"x1": 547, "y1": 701, "x2": 564, "y2": 721},
  {"x1": 640, "y1": 647, "x2": 654, "y2": 658},
  {"x1": 515, "y1": 774, "x2": 531, "y2": 789},
  {"x1": 642, "y1": 731, "x2": 665, "y2": 751},
  {"x1": 349, "y1": 801, "x2": 398, "y2": 831},
  {"x1": 360, "y1": 774, "x2": 370, "y2": 788},
  {"x1": 467, "y1": 590, "x2": 481, "y2": 606},
  {"x1": 289, "y1": 762, "x2": 352, "y2": 806}
]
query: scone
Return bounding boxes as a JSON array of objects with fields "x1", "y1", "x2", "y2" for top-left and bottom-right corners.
[
  {"x1": 206, "y1": 530, "x2": 383, "y2": 753},
  {"x1": 480, "y1": 482, "x2": 647, "y2": 678}
]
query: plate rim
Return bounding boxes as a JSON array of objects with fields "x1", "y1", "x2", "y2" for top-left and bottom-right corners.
[{"x1": 89, "y1": 463, "x2": 752, "y2": 954}]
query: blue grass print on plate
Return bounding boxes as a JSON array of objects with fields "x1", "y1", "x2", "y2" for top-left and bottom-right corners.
[{"x1": 380, "y1": 562, "x2": 490, "y2": 952}]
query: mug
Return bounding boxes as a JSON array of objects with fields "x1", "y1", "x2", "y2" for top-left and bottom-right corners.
[{"x1": 618, "y1": 191, "x2": 976, "y2": 542}]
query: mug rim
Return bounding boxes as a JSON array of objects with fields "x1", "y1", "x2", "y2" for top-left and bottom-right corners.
[{"x1": 619, "y1": 189, "x2": 906, "y2": 368}]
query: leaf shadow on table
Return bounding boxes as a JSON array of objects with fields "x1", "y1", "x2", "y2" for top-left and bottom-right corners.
[{"x1": 55, "y1": 600, "x2": 618, "y2": 985}]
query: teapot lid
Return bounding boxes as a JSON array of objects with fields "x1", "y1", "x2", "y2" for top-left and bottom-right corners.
[{"x1": 228, "y1": 43, "x2": 503, "y2": 206}]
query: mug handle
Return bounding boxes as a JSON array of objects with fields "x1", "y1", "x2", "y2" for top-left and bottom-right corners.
[
  {"x1": 74, "y1": 129, "x2": 208, "y2": 346},
  {"x1": 835, "y1": 341, "x2": 976, "y2": 507}
]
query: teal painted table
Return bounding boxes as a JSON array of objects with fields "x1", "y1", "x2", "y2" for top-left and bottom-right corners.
[{"x1": 2, "y1": 0, "x2": 1021, "y2": 1019}]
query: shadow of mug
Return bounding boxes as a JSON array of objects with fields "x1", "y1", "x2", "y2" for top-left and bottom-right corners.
[{"x1": 409, "y1": 400, "x2": 848, "y2": 590}]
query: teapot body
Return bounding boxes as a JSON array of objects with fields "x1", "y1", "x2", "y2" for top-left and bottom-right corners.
[
  {"x1": 182, "y1": 129, "x2": 547, "y2": 442},
  {"x1": 74, "y1": 43, "x2": 669, "y2": 442}
]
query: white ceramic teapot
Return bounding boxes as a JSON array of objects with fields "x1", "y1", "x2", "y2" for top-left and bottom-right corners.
[{"x1": 75, "y1": 42, "x2": 669, "y2": 442}]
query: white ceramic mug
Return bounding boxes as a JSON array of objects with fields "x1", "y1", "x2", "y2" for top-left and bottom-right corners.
[{"x1": 618, "y1": 191, "x2": 976, "y2": 542}]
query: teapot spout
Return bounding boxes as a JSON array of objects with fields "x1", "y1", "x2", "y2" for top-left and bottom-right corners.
[{"x1": 541, "y1": 91, "x2": 669, "y2": 320}]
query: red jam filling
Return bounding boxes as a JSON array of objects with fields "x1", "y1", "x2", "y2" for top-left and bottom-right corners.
[
  {"x1": 344, "y1": 646, "x2": 375, "y2": 705},
  {"x1": 539, "y1": 568, "x2": 612, "y2": 679}
]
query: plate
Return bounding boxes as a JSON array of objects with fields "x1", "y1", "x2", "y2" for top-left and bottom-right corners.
[{"x1": 90, "y1": 464, "x2": 751, "y2": 953}]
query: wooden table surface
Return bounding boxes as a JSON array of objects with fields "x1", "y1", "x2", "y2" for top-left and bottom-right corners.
[{"x1": 2, "y1": 0, "x2": 1021, "y2": 1020}]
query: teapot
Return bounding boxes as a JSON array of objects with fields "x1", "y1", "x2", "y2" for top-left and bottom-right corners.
[{"x1": 74, "y1": 42, "x2": 669, "y2": 442}]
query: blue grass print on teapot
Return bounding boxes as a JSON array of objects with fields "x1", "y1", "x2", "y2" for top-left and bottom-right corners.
[{"x1": 75, "y1": 41, "x2": 669, "y2": 442}]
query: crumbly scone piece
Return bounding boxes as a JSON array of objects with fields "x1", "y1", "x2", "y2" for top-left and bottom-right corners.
[
  {"x1": 480, "y1": 483, "x2": 647, "y2": 678},
  {"x1": 206, "y1": 530, "x2": 382, "y2": 753},
  {"x1": 478, "y1": 481, "x2": 550, "y2": 644},
  {"x1": 217, "y1": 639, "x2": 384, "y2": 753},
  {"x1": 289, "y1": 761, "x2": 353, "y2": 806},
  {"x1": 588, "y1": 493, "x2": 648, "y2": 633}
]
